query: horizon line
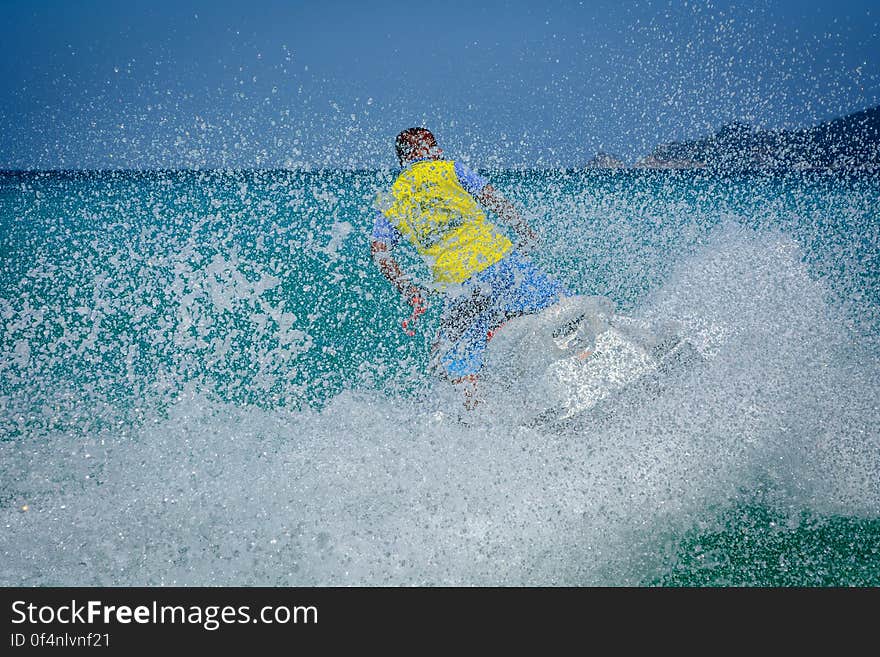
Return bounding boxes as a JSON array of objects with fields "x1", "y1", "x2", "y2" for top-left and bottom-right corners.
[{"x1": 0, "y1": 165, "x2": 650, "y2": 173}]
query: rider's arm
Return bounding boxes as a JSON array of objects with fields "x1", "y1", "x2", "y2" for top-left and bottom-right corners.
[
  {"x1": 370, "y1": 240, "x2": 423, "y2": 299},
  {"x1": 475, "y1": 184, "x2": 539, "y2": 250},
  {"x1": 371, "y1": 239, "x2": 428, "y2": 335},
  {"x1": 370, "y1": 209, "x2": 423, "y2": 298}
]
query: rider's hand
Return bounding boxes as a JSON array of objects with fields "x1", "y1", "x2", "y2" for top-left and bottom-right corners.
[
  {"x1": 402, "y1": 286, "x2": 429, "y2": 336},
  {"x1": 408, "y1": 289, "x2": 428, "y2": 315}
]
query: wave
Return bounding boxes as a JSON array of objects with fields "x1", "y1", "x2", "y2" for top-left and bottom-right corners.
[{"x1": 3, "y1": 226, "x2": 877, "y2": 585}]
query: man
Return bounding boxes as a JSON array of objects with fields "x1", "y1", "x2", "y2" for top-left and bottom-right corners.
[{"x1": 370, "y1": 127, "x2": 569, "y2": 408}]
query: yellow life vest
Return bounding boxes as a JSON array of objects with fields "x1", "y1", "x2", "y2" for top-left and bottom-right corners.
[{"x1": 380, "y1": 160, "x2": 513, "y2": 286}]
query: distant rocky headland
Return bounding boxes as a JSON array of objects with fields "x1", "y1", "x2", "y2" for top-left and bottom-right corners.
[
  {"x1": 584, "y1": 152, "x2": 627, "y2": 169},
  {"x1": 589, "y1": 105, "x2": 880, "y2": 171}
]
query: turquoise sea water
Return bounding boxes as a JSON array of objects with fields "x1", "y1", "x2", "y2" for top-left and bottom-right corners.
[{"x1": 1, "y1": 169, "x2": 878, "y2": 585}]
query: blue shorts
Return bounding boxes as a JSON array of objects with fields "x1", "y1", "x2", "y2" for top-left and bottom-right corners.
[{"x1": 433, "y1": 250, "x2": 568, "y2": 379}]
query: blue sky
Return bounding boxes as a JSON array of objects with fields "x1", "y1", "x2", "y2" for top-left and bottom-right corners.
[{"x1": 1, "y1": 0, "x2": 878, "y2": 168}]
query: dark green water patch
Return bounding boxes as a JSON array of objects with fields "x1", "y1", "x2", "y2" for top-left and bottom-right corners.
[{"x1": 654, "y1": 504, "x2": 880, "y2": 586}]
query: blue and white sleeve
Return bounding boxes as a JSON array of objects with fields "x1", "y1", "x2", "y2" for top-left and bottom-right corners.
[
  {"x1": 454, "y1": 161, "x2": 489, "y2": 196},
  {"x1": 371, "y1": 210, "x2": 401, "y2": 248}
]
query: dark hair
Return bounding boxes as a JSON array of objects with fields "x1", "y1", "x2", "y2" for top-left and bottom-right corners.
[{"x1": 394, "y1": 127, "x2": 437, "y2": 165}]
